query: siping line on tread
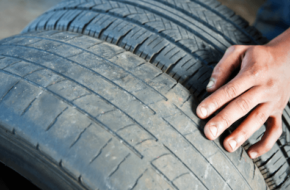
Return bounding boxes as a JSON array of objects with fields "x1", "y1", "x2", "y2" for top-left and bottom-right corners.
[
  {"x1": 113, "y1": 0, "x2": 230, "y2": 51},
  {"x1": 0, "y1": 67, "x2": 144, "y2": 159},
  {"x1": 150, "y1": 0, "x2": 236, "y2": 45},
  {"x1": 0, "y1": 43, "x2": 159, "y2": 115},
  {"x1": 172, "y1": 105, "x2": 253, "y2": 190},
  {"x1": 29, "y1": 8, "x2": 211, "y2": 66},
  {"x1": 1, "y1": 35, "x2": 168, "y2": 101},
  {"x1": 162, "y1": 118, "x2": 233, "y2": 190}
]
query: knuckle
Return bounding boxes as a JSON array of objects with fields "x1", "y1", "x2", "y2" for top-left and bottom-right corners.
[
  {"x1": 255, "y1": 112, "x2": 267, "y2": 124},
  {"x1": 218, "y1": 114, "x2": 230, "y2": 128},
  {"x1": 211, "y1": 99, "x2": 220, "y2": 110},
  {"x1": 236, "y1": 98, "x2": 250, "y2": 113},
  {"x1": 264, "y1": 143, "x2": 273, "y2": 152},
  {"x1": 266, "y1": 79, "x2": 275, "y2": 88},
  {"x1": 277, "y1": 127, "x2": 283, "y2": 137},
  {"x1": 248, "y1": 65, "x2": 263, "y2": 77},
  {"x1": 227, "y1": 45, "x2": 246, "y2": 53},
  {"x1": 223, "y1": 85, "x2": 237, "y2": 99},
  {"x1": 238, "y1": 130, "x2": 248, "y2": 142}
]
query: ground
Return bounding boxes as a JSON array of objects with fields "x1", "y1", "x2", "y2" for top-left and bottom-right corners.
[{"x1": 0, "y1": 0, "x2": 265, "y2": 40}]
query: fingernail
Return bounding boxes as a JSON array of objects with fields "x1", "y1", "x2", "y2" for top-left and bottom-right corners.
[
  {"x1": 229, "y1": 140, "x2": 237, "y2": 150},
  {"x1": 206, "y1": 78, "x2": 215, "y2": 89},
  {"x1": 209, "y1": 125, "x2": 217, "y2": 137},
  {"x1": 249, "y1": 152, "x2": 258, "y2": 159},
  {"x1": 199, "y1": 107, "x2": 207, "y2": 117}
]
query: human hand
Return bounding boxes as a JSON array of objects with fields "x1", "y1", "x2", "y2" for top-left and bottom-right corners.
[{"x1": 196, "y1": 29, "x2": 290, "y2": 159}]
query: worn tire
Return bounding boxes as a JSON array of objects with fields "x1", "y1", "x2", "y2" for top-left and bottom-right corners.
[
  {"x1": 0, "y1": 30, "x2": 266, "y2": 190},
  {"x1": 1, "y1": 0, "x2": 290, "y2": 189}
]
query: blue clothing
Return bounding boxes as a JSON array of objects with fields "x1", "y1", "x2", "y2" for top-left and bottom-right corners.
[{"x1": 255, "y1": 0, "x2": 290, "y2": 40}]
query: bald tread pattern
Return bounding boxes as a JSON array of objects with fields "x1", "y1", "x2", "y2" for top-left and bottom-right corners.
[{"x1": 0, "y1": 31, "x2": 267, "y2": 190}]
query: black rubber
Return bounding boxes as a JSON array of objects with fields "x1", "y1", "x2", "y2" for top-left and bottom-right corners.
[
  {"x1": 20, "y1": 0, "x2": 290, "y2": 189},
  {"x1": 0, "y1": 0, "x2": 289, "y2": 189},
  {"x1": 0, "y1": 31, "x2": 268, "y2": 190}
]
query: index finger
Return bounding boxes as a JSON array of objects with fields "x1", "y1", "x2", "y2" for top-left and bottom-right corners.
[{"x1": 197, "y1": 73, "x2": 255, "y2": 119}]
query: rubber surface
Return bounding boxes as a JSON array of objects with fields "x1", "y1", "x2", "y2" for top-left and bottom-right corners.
[
  {"x1": 21, "y1": 0, "x2": 290, "y2": 189},
  {"x1": 0, "y1": 31, "x2": 268, "y2": 190}
]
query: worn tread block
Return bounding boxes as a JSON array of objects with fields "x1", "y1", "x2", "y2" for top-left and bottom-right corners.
[
  {"x1": 0, "y1": 57, "x2": 21, "y2": 69},
  {"x1": 0, "y1": 81, "x2": 42, "y2": 115},
  {"x1": 109, "y1": 51, "x2": 145, "y2": 71},
  {"x1": 48, "y1": 31, "x2": 81, "y2": 41},
  {"x1": 165, "y1": 83, "x2": 191, "y2": 107},
  {"x1": 66, "y1": 35, "x2": 103, "y2": 49},
  {"x1": 132, "y1": 87, "x2": 165, "y2": 105},
  {"x1": 73, "y1": 93, "x2": 115, "y2": 117},
  {"x1": 48, "y1": 80, "x2": 90, "y2": 101},
  {"x1": 117, "y1": 124, "x2": 153, "y2": 146},
  {"x1": 112, "y1": 74, "x2": 147, "y2": 93},
  {"x1": 24, "y1": 92, "x2": 68, "y2": 130},
  {"x1": 97, "y1": 109, "x2": 134, "y2": 132},
  {"x1": 152, "y1": 154, "x2": 190, "y2": 181},
  {"x1": 82, "y1": 138, "x2": 131, "y2": 190},
  {"x1": 61, "y1": 123, "x2": 112, "y2": 180},
  {"x1": 25, "y1": 69, "x2": 64, "y2": 87},
  {"x1": 14, "y1": 38, "x2": 42, "y2": 46},
  {"x1": 133, "y1": 168, "x2": 174, "y2": 190},
  {"x1": 131, "y1": 63, "x2": 162, "y2": 83},
  {"x1": 173, "y1": 173, "x2": 207, "y2": 190},
  {"x1": 88, "y1": 42, "x2": 124, "y2": 59},
  {"x1": 46, "y1": 43, "x2": 83, "y2": 57},
  {"x1": 147, "y1": 73, "x2": 177, "y2": 95},
  {"x1": 4, "y1": 61, "x2": 42, "y2": 77},
  {"x1": 0, "y1": 72, "x2": 20, "y2": 99},
  {"x1": 37, "y1": 107, "x2": 91, "y2": 161},
  {"x1": 108, "y1": 155, "x2": 146, "y2": 189},
  {"x1": 164, "y1": 133, "x2": 232, "y2": 190},
  {"x1": 27, "y1": 39, "x2": 62, "y2": 51}
]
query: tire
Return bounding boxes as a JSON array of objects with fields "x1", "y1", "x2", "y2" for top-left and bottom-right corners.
[
  {"x1": 1, "y1": 0, "x2": 290, "y2": 189},
  {"x1": 0, "y1": 30, "x2": 266, "y2": 190}
]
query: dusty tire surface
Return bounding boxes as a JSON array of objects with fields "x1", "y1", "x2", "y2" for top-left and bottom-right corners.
[
  {"x1": 1, "y1": 0, "x2": 290, "y2": 189},
  {"x1": 0, "y1": 31, "x2": 267, "y2": 190},
  {"x1": 22, "y1": 0, "x2": 290, "y2": 189}
]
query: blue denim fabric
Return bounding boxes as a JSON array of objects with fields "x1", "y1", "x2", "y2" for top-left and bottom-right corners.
[{"x1": 255, "y1": 0, "x2": 290, "y2": 40}]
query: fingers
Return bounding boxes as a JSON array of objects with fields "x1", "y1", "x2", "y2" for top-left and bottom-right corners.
[
  {"x1": 206, "y1": 45, "x2": 249, "y2": 92},
  {"x1": 222, "y1": 103, "x2": 272, "y2": 153},
  {"x1": 204, "y1": 86, "x2": 264, "y2": 140},
  {"x1": 197, "y1": 71, "x2": 256, "y2": 119},
  {"x1": 247, "y1": 114, "x2": 283, "y2": 159}
]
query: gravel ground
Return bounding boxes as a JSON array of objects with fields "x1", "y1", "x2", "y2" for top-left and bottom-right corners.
[
  {"x1": 0, "y1": 0, "x2": 62, "y2": 39},
  {"x1": 0, "y1": 0, "x2": 265, "y2": 40},
  {"x1": 218, "y1": 0, "x2": 265, "y2": 25}
]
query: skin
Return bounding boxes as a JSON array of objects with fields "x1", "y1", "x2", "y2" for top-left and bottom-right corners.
[{"x1": 196, "y1": 28, "x2": 290, "y2": 159}]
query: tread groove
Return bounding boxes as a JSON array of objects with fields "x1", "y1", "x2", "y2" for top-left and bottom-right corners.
[
  {"x1": 90, "y1": 138, "x2": 112, "y2": 164},
  {"x1": 108, "y1": 153, "x2": 131, "y2": 178},
  {"x1": 0, "y1": 67, "x2": 145, "y2": 159},
  {"x1": 70, "y1": 123, "x2": 92, "y2": 148},
  {"x1": 46, "y1": 107, "x2": 69, "y2": 131}
]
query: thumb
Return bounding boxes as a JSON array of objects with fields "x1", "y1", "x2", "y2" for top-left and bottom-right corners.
[{"x1": 206, "y1": 45, "x2": 249, "y2": 92}]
